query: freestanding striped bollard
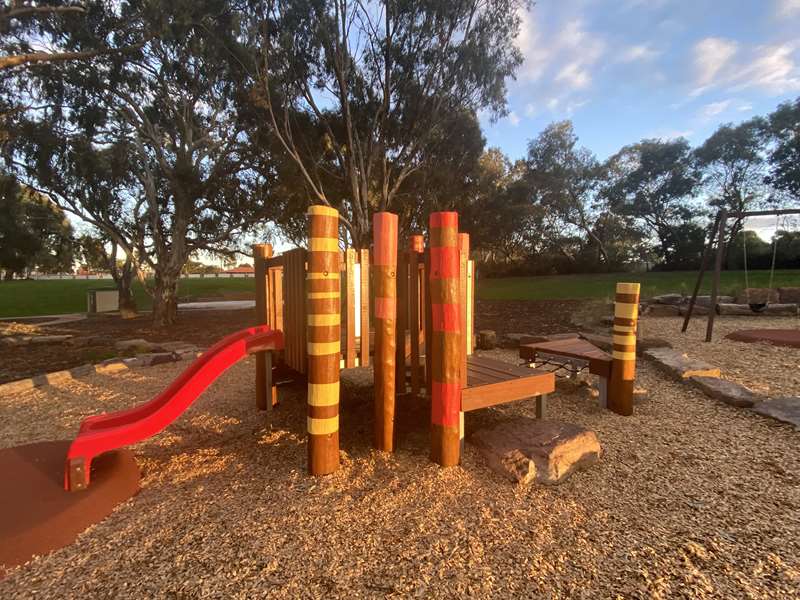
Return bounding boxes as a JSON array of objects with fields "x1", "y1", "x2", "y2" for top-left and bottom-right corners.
[
  {"x1": 608, "y1": 282, "x2": 640, "y2": 416},
  {"x1": 373, "y1": 212, "x2": 398, "y2": 452},
  {"x1": 429, "y1": 212, "x2": 462, "y2": 466},
  {"x1": 306, "y1": 205, "x2": 341, "y2": 475}
]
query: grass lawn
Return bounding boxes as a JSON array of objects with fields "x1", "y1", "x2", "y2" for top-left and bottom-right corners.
[
  {"x1": 1, "y1": 269, "x2": 798, "y2": 318},
  {"x1": 476, "y1": 269, "x2": 800, "y2": 301},
  {"x1": 0, "y1": 277, "x2": 256, "y2": 318}
]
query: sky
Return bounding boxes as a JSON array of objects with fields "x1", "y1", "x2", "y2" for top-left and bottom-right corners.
[{"x1": 481, "y1": 0, "x2": 800, "y2": 162}]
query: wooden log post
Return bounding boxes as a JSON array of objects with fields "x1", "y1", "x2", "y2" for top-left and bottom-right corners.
[
  {"x1": 373, "y1": 212, "x2": 398, "y2": 452},
  {"x1": 253, "y1": 243, "x2": 275, "y2": 412},
  {"x1": 409, "y1": 235, "x2": 424, "y2": 397},
  {"x1": 608, "y1": 282, "x2": 640, "y2": 416},
  {"x1": 429, "y1": 212, "x2": 462, "y2": 466},
  {"x1": 306, "y1": 205, "x2": 341, "y2": 475}
]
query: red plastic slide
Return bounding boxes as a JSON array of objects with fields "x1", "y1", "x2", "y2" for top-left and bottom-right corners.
[{"x1": 64, "y1": 326, "x2": 284, "y2": 491}]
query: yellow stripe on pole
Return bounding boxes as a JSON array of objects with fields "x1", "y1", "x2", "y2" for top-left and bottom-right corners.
[
  {"x1": 613, "y1": 324, "x2": 637, "y2": 334},
  {"x1": 307, "y1": 416, "x2": 339, "y2": 435},
  {"x1": 307, "y1": 341, "x2": 340, "y2": 356},
  {"x1": 614, "y1": 303, "x2": 638, "y2": 319},
  {"x1": 310, "y1": 238, "x2": 339, "y2": 252},
  {"x1": 308, "y1": 382, "x2": 340, "y2": 406},
  {"x1": 613, "y1": 350, "x2": 637, "y2": 361},
  {"x1": 307, "y1": 313, "x2": 340, "y2": 326},
  {"x1": 308, "y1": 291, "x2": 340, "y2": 300},
  {"x1": 617, "y1": 282, "x2": 641, "y2": 294},
  {"x1": 306, "y1": 272, "x2": 340, "y2": 280},
  {"x1": 308, "y1": 205, "x2": 339, "y2": 218}
]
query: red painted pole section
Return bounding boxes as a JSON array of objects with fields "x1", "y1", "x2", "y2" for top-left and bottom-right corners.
[
  {"x1": 373, "y1": 212, "x2": 398, "y2": 452},
  {"x1": 429, "y1": 212, "x2": 462, "y2": 467}
]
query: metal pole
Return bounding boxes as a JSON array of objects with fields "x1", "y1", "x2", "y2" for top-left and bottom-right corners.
[{"x1": 682, "y1": 212, "x2": 721, "y2": 332}]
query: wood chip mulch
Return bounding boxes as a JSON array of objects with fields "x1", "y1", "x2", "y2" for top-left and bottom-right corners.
[{"x1": 1, "y1": 350, "x2": 799, "y2": 598}]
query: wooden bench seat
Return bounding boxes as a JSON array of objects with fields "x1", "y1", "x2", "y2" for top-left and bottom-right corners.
[{"x1": 462, "y1": 355, "x2": 554, "y2": 413}]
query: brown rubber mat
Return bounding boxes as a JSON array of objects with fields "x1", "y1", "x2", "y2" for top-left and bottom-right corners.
[
  {"x1": 0, "y1": 440, "x2": 139, "y2": 577},
  {"x1": 726, "y1": 328, "x2": 800, "y2": 348}
]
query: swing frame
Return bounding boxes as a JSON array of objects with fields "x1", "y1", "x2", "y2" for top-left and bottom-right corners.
[{"x1": 682, "y1": 207, "x2": 800, "y2": 342}]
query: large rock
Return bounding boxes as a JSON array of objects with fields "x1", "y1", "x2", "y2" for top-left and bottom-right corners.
[
  {"x1": 471, "y1": 418, "x2": 601, "y2": 485},
  {"x1": 644, "y1": 348, "x2": 721, "y2": 380},
  {"x1": 691, "y1": 376, "x2": 761, "y2": 408},
  {"x1": 752, "y1": 397, "x2": 800, "y2": 429},
  {"x1": 476, "y1": 330, "x2": 497, "y2": 350},
  {"x1": 647, "y1": 304, "x2": 681, "y2": 317},
  {"x1": 652, "y1": 293, "x2": 683, "y2": 305},
  {"x1": 690, "y1": 295, "x2": 734, "y2": 307},
  {"x1": 735, "y1": 288, "x2": 780, "y2": 304},
  {"x1": 778, "y1": 287, "x2": 800, "y2": 304},
  {"x1": 29, "y1": 335, "x2": 73, "y2": 345},
  {"x1": 678, "y1": 304, "x2": 710, "y2": 316}
]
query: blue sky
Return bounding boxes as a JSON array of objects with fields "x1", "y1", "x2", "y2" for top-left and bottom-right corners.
[{"x1": 481, "y1": 0, "x2": 800, "y2": 161}]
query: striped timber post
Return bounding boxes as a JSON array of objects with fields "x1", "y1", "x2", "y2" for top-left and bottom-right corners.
[
  {"x1": 408, "y1": 235, "x2": 424, "y2": 396},
  {"x1": 306, "y1": 205, "x2": 341, "y2": 475},
  {"x1": 253, "y1": 243, "x2": 275, "y2": 412},
  {"x1": 429, "y1": 212, "x2": 462, "y2": 467},
  {"x1": 608, "y1": 282, "x2": 640, "y2": 416},
  {"x1": 373, "y1": 212, "x2": 398, "y2": 452}
]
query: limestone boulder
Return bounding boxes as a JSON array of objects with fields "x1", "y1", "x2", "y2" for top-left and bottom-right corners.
[
  {"x1": 690, "y1": 376, "x2": 761, "y2": 408},
  {"x1": 652, "y1": 293, "x2": 683, "y2": 305},
  {"x1": 644, "y1": 348, "x2": 720, "y2": 380},
  {"x1": 778, "y1": 287, "x2": 800, "y2": 304},
  {"x1": 752, "y1": 397, "x2": 800, "y2": 429},
  {"x1": 647, "y1": 304, "x2": 681, "y2": 317},
  {"x1": 471, "y1": 418, "x2": 601, "y2": 485},
  {"x1": 735, "y1": 288, "x2": 780, "y2": 304}
]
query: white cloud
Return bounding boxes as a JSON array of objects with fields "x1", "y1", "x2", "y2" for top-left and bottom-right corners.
[
  {"x1": 775, "y1": 0, "x2": 800, "y2": 17},
  {"x1": 729, "y1": 43, "x2": 800, "y2": 94},
  {"x1": 524, "y1": 103, "x2": 537, "y2": 117},
  {"x1": 691, "y1": 37, "x2": 738, "y2": 96},
  {"x1": 737, "y1": 102, "x2": 754, "y2": 111},
  {"x1": 619, "y1": 44, "x2": 659, "y2": 63},
  {"x1": 699, "y1": 99, "x2": 732, "y2": 119},
  {"x1": 556, "y1": 62, "x2": 591, "y2": 89},
  {"x1": 508, "y1": 111, "x2": 521, "y2": 126}
]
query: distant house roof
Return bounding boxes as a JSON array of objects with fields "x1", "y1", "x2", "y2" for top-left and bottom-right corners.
[{"x1": 222, "y1": 265, "x2": 255, "y2": 274}]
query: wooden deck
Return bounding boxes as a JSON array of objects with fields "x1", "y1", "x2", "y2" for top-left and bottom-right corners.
[
  {"x1": 519, "y1": 338, "x2": 612, "y2": 378},
  {"x1": 461, "y1": 355, "x2": 554, "y2": 412}
]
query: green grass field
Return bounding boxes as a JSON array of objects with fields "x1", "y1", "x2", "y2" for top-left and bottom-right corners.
[
  {"x1": 1, "y1": 270, "x2": 798, "y2": 318},
  {"x1": 0, "y1": 277, "x2": 256, "y2": 318},
  {"x1": 476, "y1": 269, "x2": 800, "y2": 301}
]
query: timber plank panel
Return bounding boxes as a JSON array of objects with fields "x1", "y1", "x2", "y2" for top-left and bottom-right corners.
[
  {"x1": 345, "y1": 249, "x2": 357, "y2": 368},
  {"x1": 359, "y1": 249, "x2": 370, "y2": 367},
  {"x1": 520, "y1": 338, "x2": 612, "y2": 378},
  {"x1": 462, "y1": 370, "x2": 555, "y2": 412}
]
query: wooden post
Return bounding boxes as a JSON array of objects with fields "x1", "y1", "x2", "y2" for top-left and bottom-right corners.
[
  {"x1": 409, "y1": 235, "x2": 424, "y2": 396},
  {"x1": 608, "y1": 282, "x2": 640, "y2": 416},
  {"x1": 359, "y1": 249, "x2": 370, "y2": 367},
  {"x1": 254, "y1": 243, "x2": 275, "y2": 412},
  {"x1": 373, "y1": 212, "x2": 398, "y2": 452},
  {"x1": 395, "y1": 247, "x2": 408, "y2": 393},
  {"x1": 306, "y1": 205, "x2": 341, "y2": 475},
  {"x1": 458, "y1": 233, "x2": 469, "y2": 388},
  {"x1": 345, "y1": 249, "x2": 357, "y2": 368},
  {"x1": 429, "y1": 212, "x2": 462, "y2": 466},
  {"x1": 682, "y1": 212, "x2": 721, "y2": 332},
  {"x1": 706, "y1": 209, "x2": 728, "y2": 343}
]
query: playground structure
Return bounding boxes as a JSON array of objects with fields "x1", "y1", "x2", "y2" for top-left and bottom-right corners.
[
  {"x1": 252, "y1": 207, "x2": 556, "y2": 475},
  {"x1": 63, "y1": 205, "x2": 641, "y2": 489},
  {"x1": 683, "y1": 207, "x2": 800, "y2": 342}
]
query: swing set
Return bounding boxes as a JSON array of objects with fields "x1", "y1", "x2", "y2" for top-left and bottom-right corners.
[{"x1": 682, "y1": 207, "x2": 800, "y2": 342}]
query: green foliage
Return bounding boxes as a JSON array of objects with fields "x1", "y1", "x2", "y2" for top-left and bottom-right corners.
[
  {"x1": 765, "y1": 97, "x2": 800, "y2": 200},
  {"x1": 0, "y1": 175, "x2": 74, "y2": 277}
]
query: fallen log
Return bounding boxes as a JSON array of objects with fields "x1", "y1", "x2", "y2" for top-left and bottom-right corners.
[{"x1": 716, "y1": 303, "x2": 798, "y2": 316}]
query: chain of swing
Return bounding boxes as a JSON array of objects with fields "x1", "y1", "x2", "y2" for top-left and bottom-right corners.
[{"x1": 741, "y1": 214, "x2": 780, "y2": 312}]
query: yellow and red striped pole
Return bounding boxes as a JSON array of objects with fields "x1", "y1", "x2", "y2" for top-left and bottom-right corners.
[
  {"x1": 608, "y1": 282, "x2": 640, "y2": 416},
  {"x1": 373, "y1": 212, "x2": 398, "y2": 451},
  {"x1": 429, "y1": 212, "x2": 462, "y2": 466},
  {"x1": 306, "y1": 205, "x2": 341, "y2": 475}
]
